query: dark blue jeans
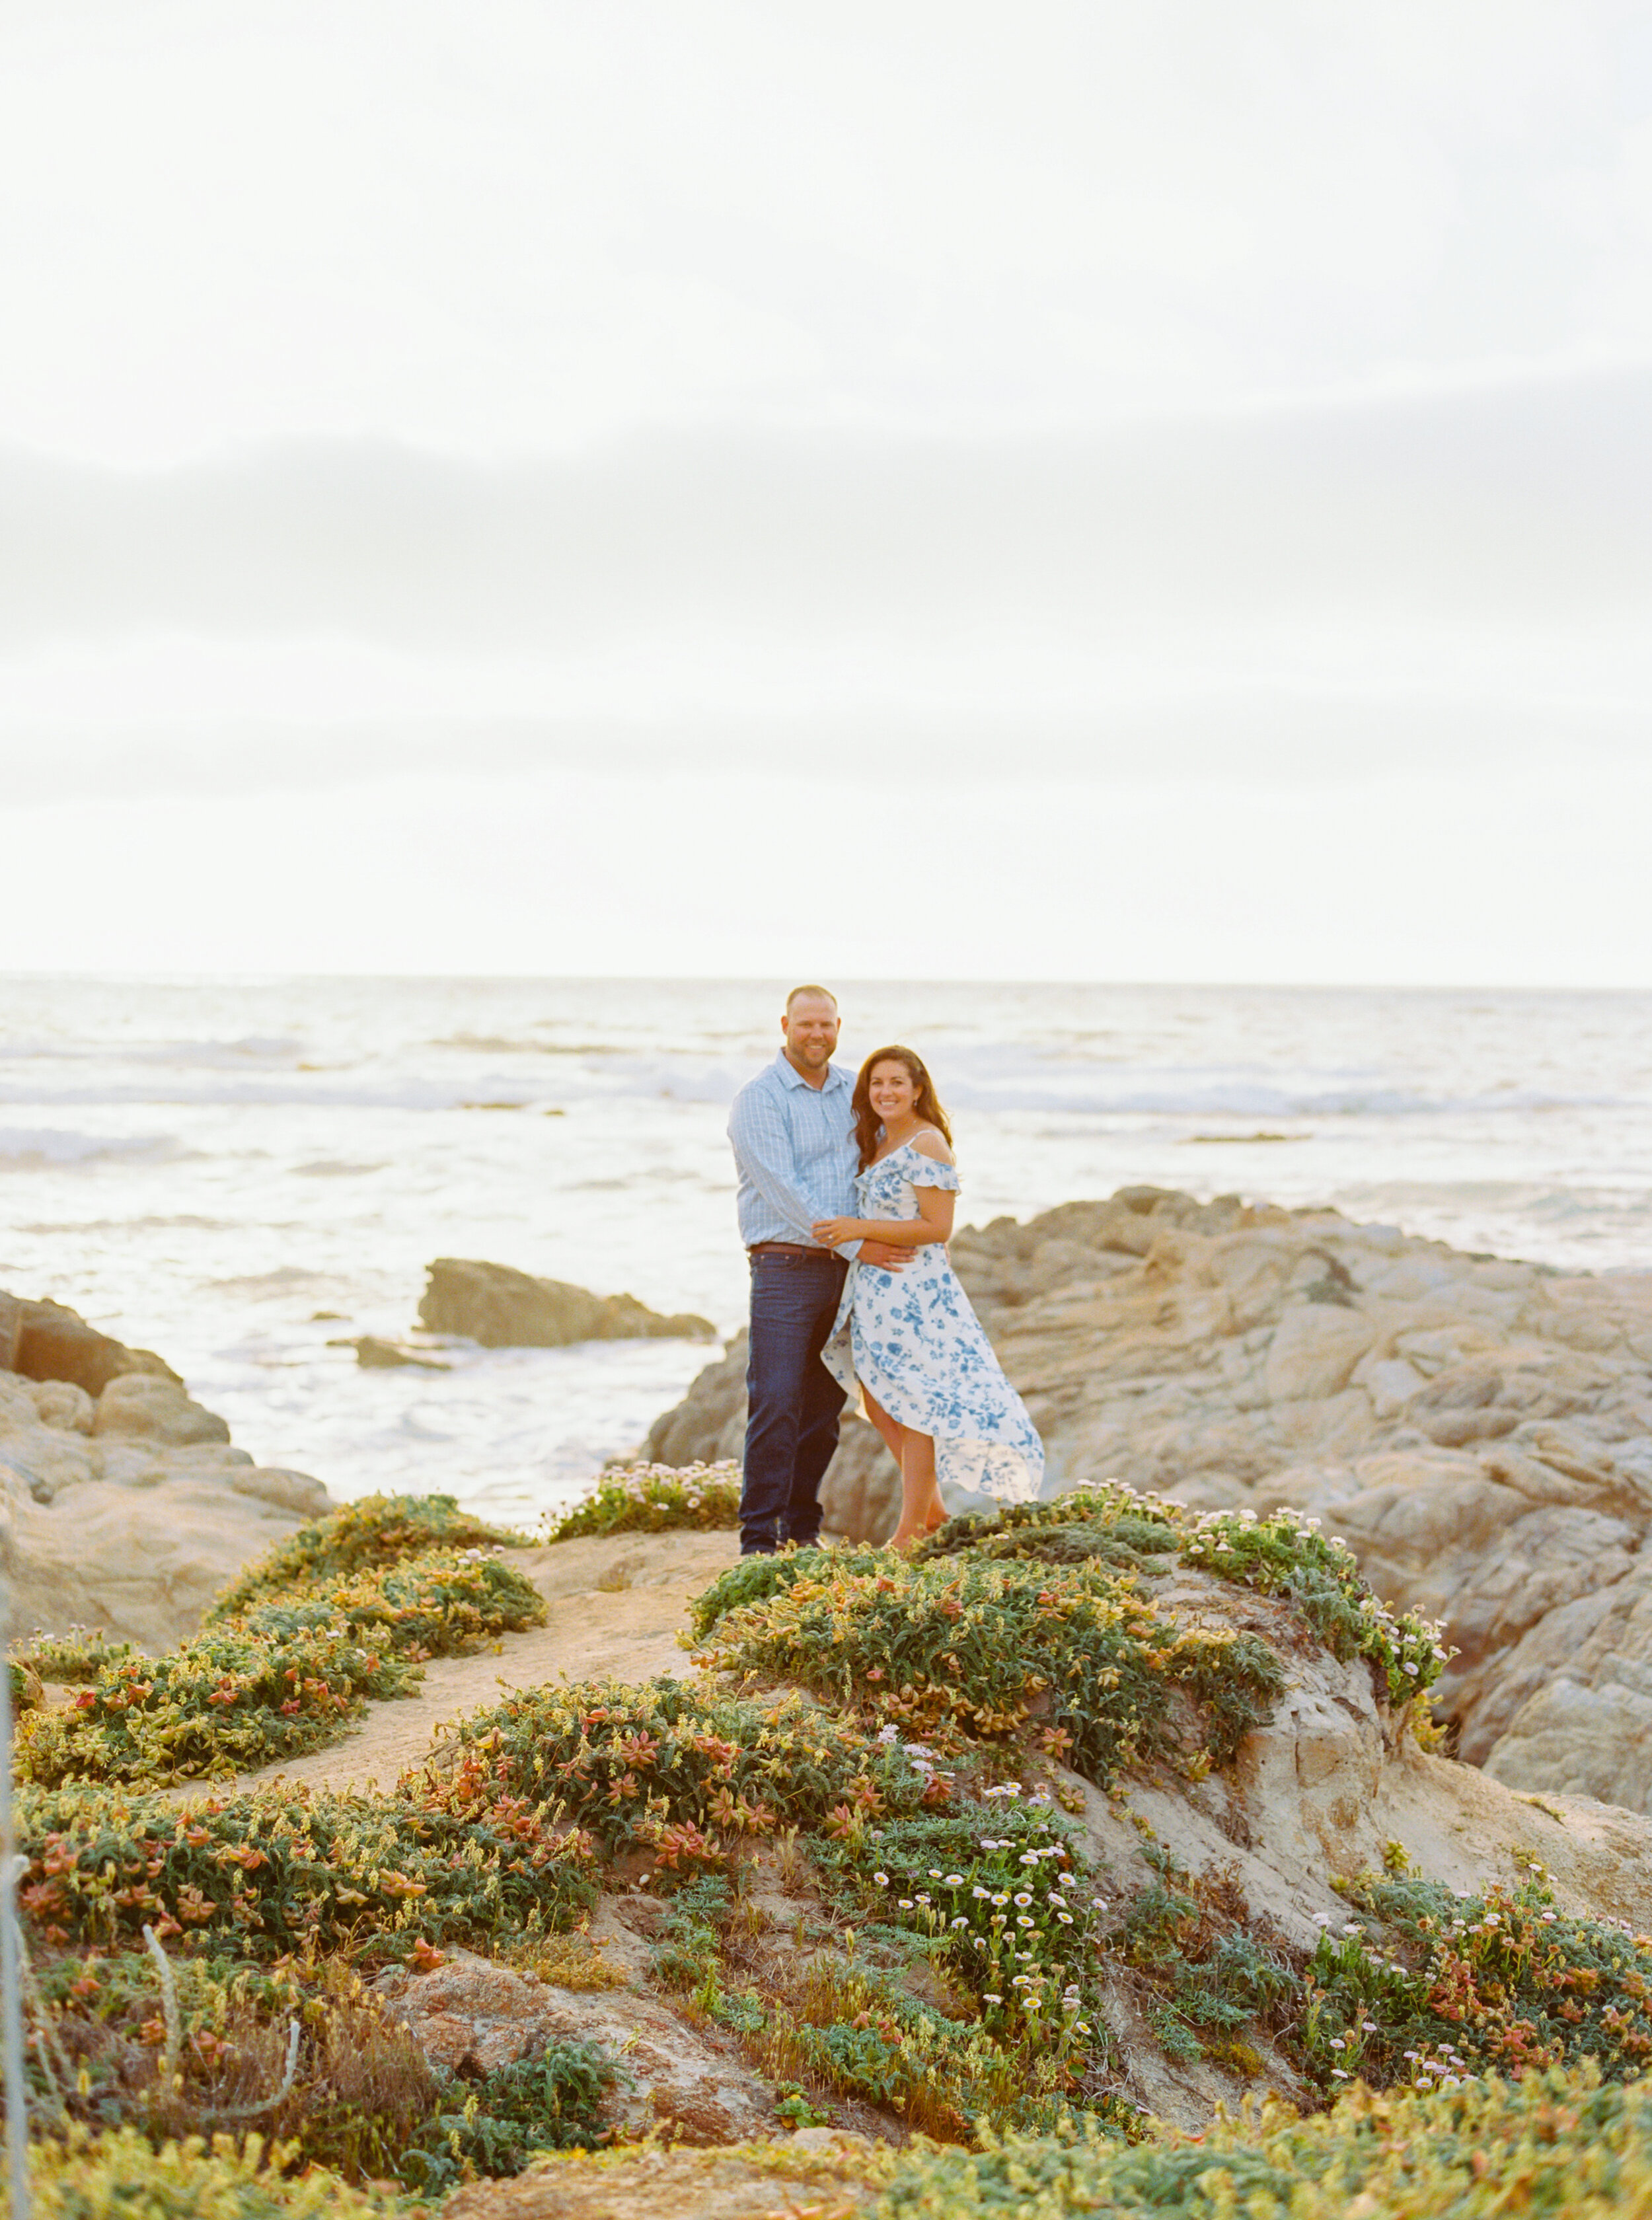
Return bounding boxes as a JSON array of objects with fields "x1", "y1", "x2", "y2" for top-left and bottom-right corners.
[{"x1": 740, "y1": 1248, "x2": 848, "y2": 1555}]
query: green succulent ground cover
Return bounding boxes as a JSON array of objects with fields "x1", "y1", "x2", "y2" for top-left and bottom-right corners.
[
  {"x1": 544, "y1": 1457, "x2": 742, "y2": 1540},
  {"x1": 391, "y1": 2038, "x2": 619, "y2": 2194},
  {"x1": 15, "y1": 1923, "x2": 615, "y2": 2196},
  {"x1": 870, "y1": 2062, "x2": 1652, "y2": 2219},
  {"x1": 911, "y1": 1489, "x2": 1452, "y2": 1711},
  {"x1": 13, "y1": 2128, "x2": 397, "y2": 2220},
  {"x1": 436, "y1": 1672, "x2": 936, "y2": 1860},
  {"x1": 11, "y1": 1628, "x2": 139, "y2": 1683},
  {"x1": 15, "y1": 1772, "x2": 594, "y2": 1960},
  {"x1": 688, "y1": 1523, "x2": 1285, "y2": 1787},
  {"x1": 10, "y1": 1470, "x2": 1644, "y2": 2217},
  {"x1": 1299, "y1": 1871, "x2": 1652, "y2": 2088},
  {"x1": 209, "y1": 1494, "x2": 517, "y2": 1615},
  {"x1": 16, "y1": 1495, "x2": 544, "y2": 1787}
]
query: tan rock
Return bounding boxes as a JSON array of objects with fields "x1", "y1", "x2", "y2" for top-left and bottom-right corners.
[
  {"x1": 377, "y1": 1946, "x2": 779, "y2": 2143},
  {"x1": 1482, "y1": 1558, "x2": 1652, "y2": 1808},
  {"x1": 227, "y1": 1466, "x2": 330, "y2": 1516},
  {"x1": 1262, "y1": 1302, "x2": 1378, "y2": 1401},
  {"x1": 92, "y1": 1373, "x2": 232, "y2": 1446},
  {"x1": 6, "y1": 1293, "x2": 179, "y2": 1396},
  {"x1": 0, "y1": 1422, "x2": 98, "y2": 1504},
  {"x1": 26, "y1": 1380, "x2": 94, "y2": 1433},
  {"x1": 0, "y1": 1374, "x2": 38, "y2": 1430},
  {"x1": 4, "y1": 1476, "x2": 314, "y2": 1650}
]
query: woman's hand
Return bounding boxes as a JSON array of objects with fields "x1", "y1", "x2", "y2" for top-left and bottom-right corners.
[{"x1": 813, "y1": 1217, "x2": 862, "y2": 1247}]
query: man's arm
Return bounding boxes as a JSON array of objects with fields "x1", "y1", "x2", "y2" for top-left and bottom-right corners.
[{"x1": 728, "y1": 1087, "x2": 864, "y2": 1255}]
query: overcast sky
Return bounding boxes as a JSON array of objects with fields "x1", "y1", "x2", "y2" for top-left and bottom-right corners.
[{"x1": 3, "y1": 1, "x2": 1649, "y2": 981}]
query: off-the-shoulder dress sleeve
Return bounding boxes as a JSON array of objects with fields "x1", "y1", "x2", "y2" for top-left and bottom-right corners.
[{"x1": 907, "y1": 1157, "x2": 959, "y2": 1192}]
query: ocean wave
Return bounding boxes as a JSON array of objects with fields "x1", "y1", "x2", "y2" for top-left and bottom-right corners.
[
  {"x1": 939, "y1": 1078, "x2": 1644, "y2": 1119},
  {"x1": 429, "y1": 1033, "x2": 619, "y2": 1056},
  {"x1": 124, "y1": 1035, "x2": 307, "y2": 1067},
  {"x1": 0, "y1": 1127, "x2": 183, "y2": 1171},
  {"x1": 0, "y1": 1080, "x2": 470, "y2": 1111}
]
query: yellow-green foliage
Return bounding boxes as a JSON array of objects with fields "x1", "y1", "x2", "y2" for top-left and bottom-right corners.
[
  {"x1": 1177, "y1": 1502, "x2": 1451, "y2": 1706},
  {"x1": 209, "y1": 1493, "x2": 517, "y2": 1617},
  {"x1": 545, "y1": 1458, "x2": 742, "y2": 1541},
  {"x1": 13, "y1": 1775, "x2": 593, "y2": 1959},
  {"x1": 919, "y1": 1489, "x2": 1451, "y2": 1711},
  {"x1": 11, "y1": 1628, "x2": 138, "y2": 1684},
  {"x1": 16, "y1": 1497, "x2": 543, "y2": 1787},
  {"x1": 5, "y1": 2126, "x2": 393, "y2": 2220},
  {"x1": 1300, "y1": 1873, "x2": 1652, "y2": 2087},
  {"x1": 872, "y1": 2063, "x2": 1652, "y2": 2217},
  {"x1": 438, "y1": 1674, "x2": 932, "y2": 1860},
  {"x1": 689, "y1": 1545, "x2": 1284, "y2": 1787}
]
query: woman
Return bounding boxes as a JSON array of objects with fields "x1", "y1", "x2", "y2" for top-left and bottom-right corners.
[{"x1": 813, "y1": 1045, "x2": 1043, "y2": 1547}]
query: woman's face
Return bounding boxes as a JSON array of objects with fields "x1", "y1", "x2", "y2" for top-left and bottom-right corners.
[{"x1": 870, "y1": 1059, "x2": 919, "y2": 1123}]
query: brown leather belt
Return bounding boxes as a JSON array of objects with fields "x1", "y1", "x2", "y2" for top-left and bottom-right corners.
[{"x1": 747, "y1": 1241, "x2": 841, "y2": 1259}]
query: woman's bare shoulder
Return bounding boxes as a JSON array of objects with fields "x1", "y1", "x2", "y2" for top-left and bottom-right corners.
[{"x1": 911, "y1": 1127, "x2": 956, "y2": 1165}]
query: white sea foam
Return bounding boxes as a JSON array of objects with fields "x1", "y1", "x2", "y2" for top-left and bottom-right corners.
[{"x1": 0, "y1": 1127, "x2": 182, "y2": 1169}]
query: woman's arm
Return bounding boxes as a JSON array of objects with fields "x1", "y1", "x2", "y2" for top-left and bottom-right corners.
[
  {"x1": 814, "y1": 1130, "x2": 958, "y2": 1250},
  {"x1": 813, "y1": 1195, "x2": 953, "y2": 1249}
]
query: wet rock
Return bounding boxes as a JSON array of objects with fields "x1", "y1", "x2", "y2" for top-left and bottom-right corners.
[
  {"x1": 346, "y1": 1335, "x2": 452, "y2": 1371},
  {"x1": 420, "y1": 1259, "x2": 716, "y2": 1349},
  {"x1": 6, "y1": 1293, "x2": 180, "y2": 1397}
]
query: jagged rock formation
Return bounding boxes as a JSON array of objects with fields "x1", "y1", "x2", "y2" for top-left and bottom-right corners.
[
  {"x1": 1, "y1": 1289, "x2": 330, "y2": 1651},
  {"x1": 643, "y1": 1188, "x2": 1652, "y2": 1814},
  {"x1": 420, "y1": 1259, "x2": 716, "y2": 1348}
]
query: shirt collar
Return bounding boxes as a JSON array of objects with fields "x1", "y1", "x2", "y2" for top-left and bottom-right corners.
[{"x1": 774, "y1": 1050, "x2": 848, "y2": 1093}]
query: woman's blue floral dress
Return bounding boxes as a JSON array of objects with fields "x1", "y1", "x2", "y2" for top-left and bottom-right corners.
[{"x1": 822, "y1": 1139, "x2": 1043, "y2": 1501}]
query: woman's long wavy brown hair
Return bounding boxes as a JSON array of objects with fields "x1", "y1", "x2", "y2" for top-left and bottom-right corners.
[{"x1": 850, "y1": 1045, "x2": 953, "y2": 1170}]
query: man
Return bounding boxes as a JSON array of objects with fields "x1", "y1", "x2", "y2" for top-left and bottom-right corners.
[{"x1": 727, "y1": 986, "x2": 907, "y2": 1556}]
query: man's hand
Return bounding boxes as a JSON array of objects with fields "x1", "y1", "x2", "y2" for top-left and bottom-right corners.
[
  {"x1": 858, "y1": 1239, "x2": 910, "y2": 1271},
  {"x1": 811, "y1": 1217, "x2": 862, "y2": 1247}
]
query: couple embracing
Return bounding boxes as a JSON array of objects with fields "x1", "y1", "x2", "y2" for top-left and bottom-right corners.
[{"x1": 728, "y1": 984, "x2": 1043, "y2": 1557}]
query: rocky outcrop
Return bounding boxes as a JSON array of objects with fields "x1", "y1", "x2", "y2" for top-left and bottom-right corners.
[
  {"x1": 377, "y1": 1943, "x2": 783, "y2": 2145},
  {"x1": 1, "y1": 1290, "x2": 330, "y2": 1650},
  {"x1": 419, "y1": 1259, "x2": 715, "y2": 1349},
  {"x1": 643, "y1": 1188, "x2": 1652, "y2": 1815},
  {"x1": 344, "y1": 1335, "x2": 453, "y2": 1371},
  {"x1": 3, "y1": 1292, "x2": 180, "y2": 1397}
]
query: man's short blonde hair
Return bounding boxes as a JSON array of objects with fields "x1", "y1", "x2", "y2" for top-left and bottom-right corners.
[{"x1": 785, "y1": 984, "x2": 839, "y2": 1014}]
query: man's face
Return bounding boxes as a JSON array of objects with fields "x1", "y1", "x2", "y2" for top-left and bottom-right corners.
[{"x1": 782, "y1": 995, "x2": 840, "y2": 1072}]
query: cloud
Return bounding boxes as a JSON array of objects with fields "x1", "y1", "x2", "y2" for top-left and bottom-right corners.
[{"x1": 3, "y1": 365, "x2": 1649, "y2": 666}]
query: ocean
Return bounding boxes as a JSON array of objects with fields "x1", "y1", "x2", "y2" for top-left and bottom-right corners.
[{"x1": 1, "y1": 976, "x2": 1649, "y2": 1528}]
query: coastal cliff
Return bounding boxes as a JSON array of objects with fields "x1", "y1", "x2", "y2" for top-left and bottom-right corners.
[{"x1": 15, "y1": 1483, "x2": 1652, "y2": 2219}]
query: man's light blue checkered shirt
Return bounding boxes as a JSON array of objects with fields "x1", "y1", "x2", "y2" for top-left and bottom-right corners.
[{"x1": 728, "y1": 1051, "x2": 862, "y2": 1258}]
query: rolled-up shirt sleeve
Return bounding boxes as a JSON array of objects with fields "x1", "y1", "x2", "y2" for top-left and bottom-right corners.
[{"x1": 728, "y1": 1086, "x2": 862, "y2": 1258}]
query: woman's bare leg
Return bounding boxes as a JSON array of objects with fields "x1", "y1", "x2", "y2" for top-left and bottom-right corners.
[
  {"x1": 891, "y1": 1428, "x2": 945, "y2": 1548},
  {"x1": 860, "y1": 1383, "x2": 905, "y2": 1468},
  {"x1": 863, "y1": 1386, "x2": 946, "y2": 1546}
]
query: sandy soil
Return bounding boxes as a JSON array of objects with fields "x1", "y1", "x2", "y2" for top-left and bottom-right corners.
[{"x1": 161, "y1": 1528, "x2": 743, "y2": 1802}]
